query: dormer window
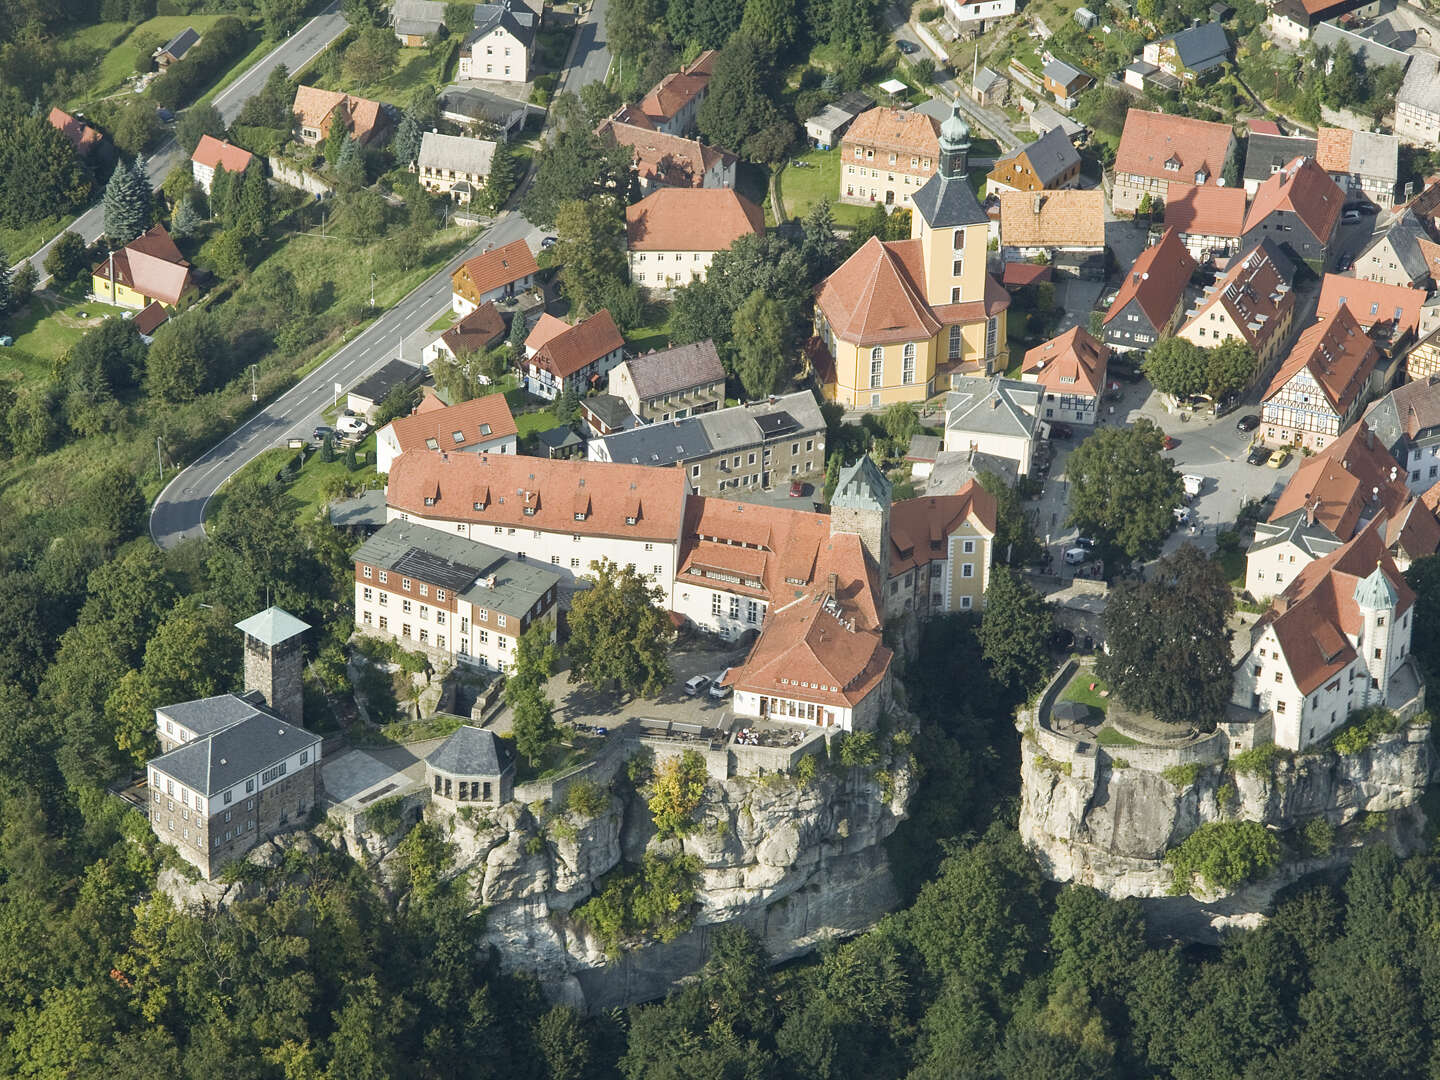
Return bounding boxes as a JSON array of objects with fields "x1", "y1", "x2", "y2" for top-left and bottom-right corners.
[
  {"x1": 479, "y1": 424, "x2": 491, "y2": 435},
  {"x1": 1194, "y1": 169, "x2": 1207, "y2": 184},
  {"x1": 1164, "y1": 156, "x2": 1181, "y2": 172},
  {"x1": 626, "y1": 515, "x2": 637, "y2": 525},
  {"x1": 574, "y1": 512, "x2": 587, "y2": 521},
  {"x1": 473, "y1": 500, "x2": 486, "y2": 510},
  {"x1": 425, "y1": 438, "x2": 439, "y2": 450},
  {"x1": 452, "y1": 431, "x2": 465, "y2": 443},
  {"x1": 424, "y1": 497, "x2": 436, "y2": 506},
  {"x1": 524, "y1": 506, "x2": 536, "y2": 516}
]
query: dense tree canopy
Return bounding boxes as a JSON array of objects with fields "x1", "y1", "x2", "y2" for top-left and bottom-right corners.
[
  {"x1": 567, "y1": 558, "x2": 674, "y2": 698},
  {"x1": 1066, "y1": 419, "x2": 1183, "y2": 561}
]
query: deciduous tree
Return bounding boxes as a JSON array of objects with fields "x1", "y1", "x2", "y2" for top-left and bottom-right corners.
[
  {"x1": 731, "y1": 288, "x2": 788, "y2": 398},
  {"x1": 566, "y1": 558, "x2": 673, "y2": 698},
  {"x1": 45, "y1": 230, "x2": 90, "y2": 285},
  {"x1": 977, "y1": 567, "x2": 1053, "y2": 693},
  {"x1": 175, "y1": 103, "x2": 227, "y2": 155},
  {"x1": 553, "y1": 196, "x2": 627, "y2": 316},
  {"x1": 1065, "y1": 419, "x2": 1182, "y2": 560}
]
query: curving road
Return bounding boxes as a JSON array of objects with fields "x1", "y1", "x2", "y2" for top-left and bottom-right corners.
[
  {"x1": 149, "y1": 0, "x2": 612, "y2": 549},
  {"x1": 26, "y1": 3, "x2": 350, "y2": 285}
]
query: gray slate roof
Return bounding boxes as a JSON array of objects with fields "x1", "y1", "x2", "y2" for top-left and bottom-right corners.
[
  {"x1": 1363, "y1": 208, "x2": 1432, "y2": 282},
  {"x1": 806, "y1": 103, "x2": 856, "y2": 132},
  {"x1": 1164, "y1": 21, "x2": 1230, "y2": 73},
  {"x1": 392, "y1": 0, "x2": 449, "y2": 35},
  {"x1": 1043, "y1": 59, "x2": 1086, "y2": 87},
  {"x1": 583, "y1": 393, "x2": 637, "y2": 429},
  {"x1": 925, "y1": 449, "x2": 1019, "y2": 494},
  {"x1": 1312, "y1": 21, "x2": 1410, "y2": 70},
  {"x1": 161, "y1": 27, "x2": 200, "y2": 59},
  {"x1": 353, "y1": 520, "x2": 559, "y2": 619},
  {"x1": 1246, "y1": 508, "x2": 1343, "y2": 558},
  {"x1": 1243, "y1": 133, "x2": 1316, "y2": 185},
  {"x1": 913, "y1": 166, "x2": 988, "y2": 229},
  {"x1": 832, "y1": 455, "x2": 891, "y2": 510},
  {"x1": 973, "y1": 66, "x2": 1005, "y2": 94},
  {"x1": 427, "y1": 725, "x2": 514, "y2": 776},
  {"x1": 1363, "y1": 374, "x2": 1440, "y2": 454},
  {"x1": 157, "y1": 691, "x2": 272, "y2": 739},
  {"x1": 439, "y1": 88, "x2": 530, "y2": 126},
  {"x1": 468, "y1": 2, "x2": 536, "y2": 48},
  {"x1": 1401, "y1": 54, "x2": 1440, "y2": 116},
  {"x1": 621, "y1": 339, "x2": 725, "y2": 400},
  {"x1": 906, "y1": 433, "x2": 942, "y2": 461},
  {"x1": 150, "y1": 713, "x2": 320, "y2": 797},
  {"x1": 595, "y1": 390, "x2": 823, "y2": 467},
  {"x1": 1347, "y1": 130, "x2": 1399, "y2": 184},
  {"x1": 1030, "y1": 105, "x2": 1083, "y2": 139},
  {"x1": 351, "y1": 359, "x2": 424, "y2": 404},
  {"x1": 1022, "y1": 125, "x2": 1081, "y2": 187},
  {"x1": 946, "y1": 377, "x2": 1042, "y2": 438},
  {"x1": 417, "y1": 131, "x2": 496, "y2": 175},
  {"x1": 536, "y1": 425, "x2": 585, "y2": 453},
  {"x1": 235, "y1": 607, "x2": 311, "y2": 647}
]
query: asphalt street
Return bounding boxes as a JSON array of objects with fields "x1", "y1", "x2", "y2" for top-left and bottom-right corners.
[
  {"x1": 25, "y1": 3, "x2": 350, "y2": 285},
  {"x1": 149, "y1": 0, "x2": 612, "y2": 549}
]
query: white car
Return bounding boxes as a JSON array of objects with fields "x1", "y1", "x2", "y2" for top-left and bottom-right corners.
[
  {"x1": 1063, "y1": 547, "x2": 1089, "y2": 565},
  {"x1": 336, "y1": 415, "x2": 369, "y2": 436},
  {"x1": 684, "y1": 674, "x2": 710, "y2": 696},
  {"x1": 709, "y1": 670, "x2": 732, "y2": 698}
]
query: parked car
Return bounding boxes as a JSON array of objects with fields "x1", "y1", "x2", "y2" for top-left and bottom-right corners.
[
  {"x1": 540, "y1": 236, "x2": 557, "y2": 249},
  {"x1": 1247, "y1": 445, "x2": 1272, "y2": 466},
  {"x1": 1337, "y1": 252, "x2": 1354, "y2": 272},
  {"x1": 789, "y1": 480, "x2": 806, "y2": 497},
  {"x1": 312, "y1": 425, "x2": 333, "y2": 442},
  {"x1": 1074, "y1": 536, "x2": 1097, "y2": 550},
  {"x1": 1236, "y1": 414, "x2": 1261, "y2": 433},
  {"x1": 684, "y1": 674, "x2": 710, "y2": 696},
  {"x1": 1267, "y1": 448, "x2": 1290, "y2": 469},
  {"x1": 709, "y1": 670, "x2": 732, "y2": 699},
  {"x1": 1162, "y1": 435, "x2": 1178, "y2": 450},
  {"x1": 1342, "y1": 208, "x2": 1362, "y2": 224},
  {"x1": 0, "y1": 336, "x2": 12, "y2": 347},
  {"x1": 1344, "y1": 202, "x2": 1379, "y2": 216},
  {"x1": 1049, "y1": 421, "x2": 1074, "y2": 439},
  {"x1": 1063, "y1": 547, "x2": 1090, "y2": 565},
  {"x1": 1182, "y1": 474, "x2": 1204, "y2": 497},
  {"x1": 337, "y1": 415, "x2": 369, "y2": 435},
  {"x1": 898, "y1": 39, "x2": 918, "y2": 53}
]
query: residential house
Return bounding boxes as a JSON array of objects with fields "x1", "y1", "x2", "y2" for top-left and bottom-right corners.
[
  {"x1": 1231, "y1": 519, "x2": 1419, "y2": 751},
  {"x1": 391, "y1": 0, "x2": 452, "y2": 44},
  {"x1": 146, "y1": 609, "x2": 319, "y2": 880},
  {"x1": 802, "y1": 92, "x2": 875, "y2": 150},
  {"x1": 1020, "y1": 326, "x2": 1110, "y2": 425},
  {"x1": 588, "y1": 391, "x2": 825, "y2": 495},
  {"x1": 597, "y1": 119, "x2": 736, "y2": 193},
  {"x1": 942, "y1": 376, "x2": 1044, "y2": 474},
  {"x1": 984, "y1": 126, "x2": 1082, "y2": 195},
  {"x1": 885, "y1": 482, "x2": 997, "y2": 618},
  {"x1": 1312, "y1": 22, "x2": 1411, "y2": 74},
  {"x1": 1177, "y1": 238, "x2": 1297, "y2": 372},
  {"x1": 1397, "y1": 54, "x2": 1440, "y2": 147},
  {"x1": 1030, "y1": 105, "x2": 1084, "y2": 142},
  {"x1": 1111, "y1": 109, "x2": 1237, "y2": 215},
  {"x1": 353, "y1": 520, "x2": 560, "y2": 673},
  {"x1": 1042, "y1": 59, "x2": 1091, "y2": 110},
  {"x1": 1101, "y1": 227, "x2": 1197, "y2": 353},
  {"x1": 1260, "y1": 306, "x2": 1379, "y2": 451},
  {"x1": 1365, "y1": 376, "x2": 1440, "y2": 493},
  {"x1": 971, "y1": 66, "x2": 1008, "y2": 107},
  {"x1": 451, "y1": 238, "x2": 538, "y2": 314},
  {"x1": 579, "y1": 394, "x2": 637, "y2": 437},
  {"x1": 384, "y1": 451, "x2": 690, "y2": 603},
  {"x1": 1315, "y1": 274, "x2": 1425, "y2": 354},
  {"x1": 1163, "y1": 182, "x2": 1248, "y2": 261},
  {"x1": 47, "y1": 107, "x2": 101, "y2": 157},
  {"x1": 1267, "y1": 0, "x2": 1381, "y2": 43},
  {"x1": 91, "y1": 224, "x2": 197, "y2": 311},
  {"x1": 996, "y1": 189, "x2": 1106, "y2": 276},
  {"x1": 1241, "y1": 156, "x2": 1343, "y2": 268},
  {"x1": 625, "y1": 188, "x2": 764, "y2": 288},
  {"x1": 1316, "y1": 127, "x2": 1399, "y2": 208},
  {"x1": 292, "y1": 85, "x2": 389, "y2": 147},
  {"x1": 523, "y1": 309, "x2": 626, "y2": 400},
  {"x1": 615, "y1": 51, "x2": 717, "y2": 135},
  {"x1": 1353, "y1": 208, "x2": 1440, "y2": 288},
  {"x1": 455, "y1": 2, "x2": 536, "y2": 83},
  {"x1": 1124, "y1": 61, "x2": 1176, "y2": 94},
  {"x1": 375, "y1": 391, "x2": 518, "y2": 474},
  {"x1": 190, "y1": 135, "x2": 254, "y2": 195},
  {"x1": 1245, "y1": 510, "x2": 1344, "y2": 599},
  {"x1": 607, "y1": 340, "x2": 726, "y2": 422},
  {"x1": 813, "y1": 106, "x2": 1010, "y2": 401},
  {"x1": 943, "y1": 0, "x2": 1017, "y2": 30},
  {"x1": 534, "y1": 425, "x2": 585, "y2": 459},
  {"x1": 346, "y1": 359, "x2": 424, "y2": 421},
  {"x1": 839, "y1": 106, "x2": 941, "y2": 210},
  {"x1": 425, "y1": 726, "x2": 515, "y2": 807},
  {"x1": 1406, "y1": 329, "x2": 1440, "y2": 382},
  {"x1": 154, "y1": 27, "x2": 200, "y2": 70},
  {"x1": 1242, "y1": 132, "x2": 1317, "y2": 197},
  {"x1": 421, "y1": 301, "x2": 509, "y2": 367},
  {"x1": 438, "y1": 88, "x2": 528, "y2": 140},
  {"x1": 412, "y1": 132, "x2": 496, "y2": 204},
  {"x1": 1142, "y1": 20, "x2": 1230, "y2": 81}
]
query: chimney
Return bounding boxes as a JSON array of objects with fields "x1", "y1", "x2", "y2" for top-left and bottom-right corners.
[
  {"x1": 827, "y1": 572, "x2": 839, "y2": 597},
  {"x1": 1033, "y1": 193, "x2": 1045, "y2": 215}
]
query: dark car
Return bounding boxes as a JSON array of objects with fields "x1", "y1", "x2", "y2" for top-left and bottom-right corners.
[
  {"x1": 789, "y1": 480, "x2": 806, "y2": 497},
  {"x1": 1337, "y1": 252, "x2": 1354, "y2": 272},
  {"x1": 1049, "y1": 421, "x2": 1074, "y2": 439},
  {"x1": 1344, "y1": 202, "x2": 1380, "y2": 216},
  {"x1": 1236, "y1": 414, "x2": 1261, "y2": 433},
  {"x1": 313, "y1": 426, "x2": 334, "y2": 441},
  {"x1": 540, "y1": 236, "x2": 557, "y2": 249},
  {"x1": 897, "y1": 39, "x2": 918, "y2": 53},
  {"x1": 1247, "y1": 445, "x2": 1272, "y2": 466}
]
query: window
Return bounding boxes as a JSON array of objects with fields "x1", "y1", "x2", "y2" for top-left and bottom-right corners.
[
  {"x1": 363, "y1": 587, "x2": 372, "y2": 602},
  {"x1": 378, "y1": 592, "x2": 387, "y2": 606},
  {"x1": 362, "y1": 565, "x2": 372, "y2": 578},
  {"x1": 403, "y1": 599, "x2": 412, "y2": 614},
  {"x1": 419, "y1": 629, "x2": 428, "y2": 644},
  {"x1": 378, "y1": 571, "x2": 388, "y2": 584},
  {"x1": 478, "y1": 629, "x2": 489, "y2": 644},
  {"x1": 902, "y1": 343, "x2": 916, "y2": 385},
  {"x1": 403, "y1": 623, "x2": 412, "y2": 637},
  {"x1": 419, "y1": 583, "x2": 428, "y2": 597},
  {"x1": 497, "y1": 614, "x2": 506, "y2": 628},
  {"x1": 962, "y1": 563, "x2": 974, "y2": 578},
  {"x1": 402, "y1": 578, "x2": 412, "y2": 591},
  {"x1": 962, "y1": 539, "x2": 975, "y2": 554},
  {"x1": 419, "y1": 605, "x2": 429, "y2": 619},
  {"x1": 379, "y1": 615, "x2": 388, "y2": 630},
  {"x1": 870, "y1": 346, "x2": 883, "y2": 389},
  {"x1": 960, "y1": 595, "x2": 972, "y2": 610},
  {"x1": 729, "y1": 595, "x2": 741, "y2": 619},
  {"x1": 436, "y1": 611, "x2": 446, "y2": 625},
  {"x1": 712, "y1": 593, "x2": 722, "y2": 616}
]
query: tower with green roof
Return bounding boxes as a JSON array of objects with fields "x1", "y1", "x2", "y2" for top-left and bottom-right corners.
[
  {"x1": 829, "y1": 454, "x2": 892, "y2": 572},
  {"x1": 235, "y1": 607, "x2": 311, "y2": 726}
]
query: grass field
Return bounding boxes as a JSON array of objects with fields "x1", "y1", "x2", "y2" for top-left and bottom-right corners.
[
  {"x1": 0, "y1": 214, "x2": 77, "y2": 269},
  {"x1": 76, "y1": 14, "x2": 244, "y2": 106},
  {"x1": 313, "y1": 45, "x2": 446, "y2": 104},
  {"x1": 7, "y1": 292, "x2": 130, "y2": 372},
  {"x1": 776, "y1": 149, "x2": 880, "y2": 227},
  {"x1": 1060, "y1": 668, "x2": 1109, "y2": 717},
  {"x1": 212, "y1": 430, "x2": 382, "y2": 528}
]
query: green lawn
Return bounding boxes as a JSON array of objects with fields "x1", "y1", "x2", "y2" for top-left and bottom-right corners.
[
  {"x1": 0, "y1": 213, "x2": 78, "y2": 266},
  {"x1": 427, "y1": 310, "x2": 459, "y2": 332},
  {"x1": 776, "y1": 148, "x2": 840, "y2": 222},
  {"x1": 211, "y1": 431, "x2": 382, "y2": 528},
  {"x1": 513, "y1": 733, "x2": 599, "y2": 783},
  {"x1": 76, "y1": 14, "x2": 247, "y2": 107},
  {"x1": 7, "y1": 292, "x2": 130, "y2": 373},
  {"x1": 625, "y1": 300, "x2": 674, "y2": 354},
  {"x1": 1217, "y1": 547, "x2": 1246, "y2": 588},
  {"x1": 313, "y1": 45, "x2": 446, "y2": 105},
  {"x1": 1061, "y1": 670, "x2": 1110, "y2": 713},
  {"x1": 1095, "y1": 726, "x2": 1140, "y2": 746}
]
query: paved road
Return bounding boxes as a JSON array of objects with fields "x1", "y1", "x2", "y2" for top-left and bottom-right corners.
[
  {"x1": 149, "y1": 0, "x2": 612, "y2": 549},
  {"x1": 25, "y1": 3, "x2": 349, "y2": 285}
]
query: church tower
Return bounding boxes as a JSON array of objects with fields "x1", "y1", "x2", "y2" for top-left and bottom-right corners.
[
  {"x1": 830, "y1": 455, "x2": 893, "y2": 573},
  {"x1": 1354, "y1": 566, "x2": 1399, "y2": 707},
  {"x1": 235, "y1": 607, "x2": 311, "y2": 726}
]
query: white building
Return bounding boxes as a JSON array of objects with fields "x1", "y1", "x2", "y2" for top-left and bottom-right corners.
[
  {"x1": 626, "y1": 188, "x2": 764, "y2": 289},
  {"x1": 374, "y1": 391, "x2": 518, "y2": 475},
  {"x1": 412, "y1": 132, "x2": 496, "y2": 205},
  {"x1": 943, "y1": 0, "x2": 1017, "y2": 28},
  {"x1": 943, "y1": 376, "x2": 1043, "y2": 475},
  {"x1": 456, "y1": 2, "x2": 535, "y2": 83}
]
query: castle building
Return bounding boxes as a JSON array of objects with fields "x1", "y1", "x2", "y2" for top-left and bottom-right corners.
[{"x1": 813, "y1": 104, "x2": 1011, "y2": 405}]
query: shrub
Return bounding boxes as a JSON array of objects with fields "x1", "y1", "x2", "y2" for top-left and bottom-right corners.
[
  {"x1": 1035, "y1": 753, "x2": 1072, "y2": 776},
  {"x1": 837, "y1": 729, "x2": 880, "y2": 768},
  {"x1": 574, "y1": 852, "x2": 702, "y2": 954},
  {"x1": 525, "y1": 834, "x2": 546, "y2": 855},
  {"x1": 1231, "y1": 744, "x2": 1282, "y2": 778},
  {"x1": 564, "y1": 778, "x2": 609, "y2": 818},
  {"x1": 1217, "y1": 782, "x2": 1236, "y2": 809},
  {"x1": 365, "y1": 794, "x2": 409, "y2": 837},
  {"x1": 1111, "y1": 758, "x2": 1130, "y2": 769},
  {"x1": 648, "y1": 751, "x2": 707, "y2": 835},
  {"x1": 917, "y1": 3, "x2": 943, "y2": 18},
  {"x1": 1302, "y1": 817, "x2": 1335, "y2": 857},
  {"x1": 1166, "y1": 820, "x2": 1280, "y2": 895},
  {"x1": 1330, "y1": 705, "x2": 1405, "y2": 755},
  {"x1": 1162, "y1": 763, "x2": 1201, "y2": 788},
  {"x1": 794, "y1": 753, "x2": 818, "y2": 787}
]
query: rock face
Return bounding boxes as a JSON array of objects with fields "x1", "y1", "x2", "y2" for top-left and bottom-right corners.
[
  {"x1": 347, "y1": 749, "x2": 912, "y2": 1011},
  {"x1": 1018, "y1": 725, "x2": 1434, "y2": 939}
]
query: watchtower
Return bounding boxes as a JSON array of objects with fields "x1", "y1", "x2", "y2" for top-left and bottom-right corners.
[
  {"x1": 829, "y1": 454, "x2": 893, "y2": 572},
  {"x1": 234, "y1": 607, "x2": 311, "y2": 727}
]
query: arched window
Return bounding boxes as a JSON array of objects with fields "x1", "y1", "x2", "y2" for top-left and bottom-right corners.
[
  {"x1": 902, "y1": 343, "x2": 916, "y2": 384},
  {"x1": 869, "y1": 347, "x2": 883, "y2": 389}
]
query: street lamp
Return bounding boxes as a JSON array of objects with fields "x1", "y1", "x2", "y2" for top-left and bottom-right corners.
[
  {"x1": 156, "y1": 435, "x2": 164, "y2": 481},
  {"x1": 370, "y1": 271, "x2": 376, "y2": 308},
  {"x1": 250, "y1": 363, "x2": 258, "y2": 402}
]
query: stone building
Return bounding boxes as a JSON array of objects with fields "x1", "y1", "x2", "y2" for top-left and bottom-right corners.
[
  {"x1": 237, "y1": 607, "x2": 310, "y2": 726},
  {"x1": 425, "y1": 725, "x2": 515, "y2": 806}
]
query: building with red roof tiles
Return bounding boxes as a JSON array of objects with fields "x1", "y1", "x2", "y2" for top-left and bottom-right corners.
[
  {"x1": 1242, "y1": 156, "x2": 1344, "y2": 268},
  {"x1": 1164, "y1": 182, "x2": 1248, "y2": 262},
  {"x1": 1260, "y1": 306, "x2": 1379, "y2": 451},
  {"x1": 450, "y1": 238, "x2": 538, "y2": 315},
  {"x1": 190, "y1": 135, "x2": 254, "y2": 195},
  {"x1": 422, "y1": 301, "x2": 509, "y2": 367},
  {"x1": 1102, "y1": 227, "x2": 1196, "y2": 354},
  {"x1": 840, "y1": 106, "x2": 942, "y2": 211},
  {"x1": 1020, "y1": 326, "x2": 1110, "y2": 425},
  {"x1": 626, "y1": 50, "x2": 717, "y2": 135},
  {"x1": 814, "y1": 105, "x2": 1010, "y2": 402},
  {"x1": 291, "y1": 85, "x2": 389, "y2": 147},
  {"x1": 376, "y1": 392, "x2": 518, "y2": 474},
  {"x1": 522, "y1": 310, "x2": 626, "y2": 400},
  {"x1": 1232, "y1": 517, "x2": 1420, "y2": 750},
  {"x1": 625, "y1": 188, "x2": 764, "y2": 289},
  {"x1": 90, "y1": 224, "x2": 197, "y2": 310},
  {"x1": 1177, "y1": 238, "x2": 1297, "y2": 370},
  {"x1": 1316, "y1": 273, "x2": 1425, "y2": 353},
  {"x1": 597, "y1": 119, "x2": 737, "y2": 194},
  {"x1": 1111, "y1": 109, "x2": 1237, "y2": 214},
  {"x1": 47, "y1": 107, "x2": 101, "y2": 157}
]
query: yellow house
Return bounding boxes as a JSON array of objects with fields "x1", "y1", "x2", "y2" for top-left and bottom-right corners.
[
  {"x1": 90, "y1": 224, "x2": 197, "y2": 312},
  {"x1": 813, "y1": 104, "x2": 1010, "y2": 406}
]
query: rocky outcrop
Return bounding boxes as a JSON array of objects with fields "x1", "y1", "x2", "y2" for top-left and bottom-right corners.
[
  {"x1": 344, "y1": 745, "x2": 912, "y2": 1010},
  {"x1": 1018, "y1": 725, "x2": 1434, "y2": 939}
]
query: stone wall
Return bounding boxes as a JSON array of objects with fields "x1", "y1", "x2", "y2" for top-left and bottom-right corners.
[{"x1": 268, "y1": 157, "x2": 334, "y2": 198}]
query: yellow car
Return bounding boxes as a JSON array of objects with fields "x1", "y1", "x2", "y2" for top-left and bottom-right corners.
[{"x1": 1266, "y1": 448, "x2": 1290, "y2": 469}]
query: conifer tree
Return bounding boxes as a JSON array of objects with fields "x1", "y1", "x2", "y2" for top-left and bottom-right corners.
[{"x1": 103, "y1": 157, "x2": 152, "y2": 245}]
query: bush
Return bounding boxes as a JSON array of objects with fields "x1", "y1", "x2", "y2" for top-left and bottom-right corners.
[
  {"x1": 1302, "y1": 817, "x2": 1335, "y2": 857},
  {"x1": 574, "y1": 851, "x2": 702, "y2": 954},
  {"x1": 365, "y1": 794, "x2": 410, "y2": 837},
  {"x1": 917, "y1": 3, "x2": 943, "y2": 18},
  {"x1": 564, "y1": 778, "x2": 609, "y2": 818},
  {"x1": 648, "y1": 751, "x2": 707, "y2": 835},
  {"x1": 150, "y1": 17, "x2": 249, "y2": 110},
  {"x1": 1330, "y1": 706, "x2": 1405, "y2": 756},
  {"x1": 794, "y1": 753, "x2": 818, "y2": 787},
  {"x1": 1166, "y1": 820, "x2": 1280, "y2": 895},
  {"x1": 1162, "y1": 763, "x2": 1201, "y2": 788},
  {"x1": 837, "y1": 729, "x2": 880, "y2": 768},
  {"x1": 1231, "y1": 743, "x2": 1282, "y2": 778}
]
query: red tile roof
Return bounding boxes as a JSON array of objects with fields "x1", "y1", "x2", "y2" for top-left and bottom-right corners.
[
  {"x1": 637, "y1": 50, "x2": 716, "y2": 124},
  {"x1": 998, "y1": 189, "x2": 1105, "y2": 248},
  {"x1": 1022, "y1": 325, "x2": 1110, "y2": 397},
  {"x1": 1002, "y1": 262, "x2": 1053, "y2": 287},
  {"x1": 441, "y1": 301, "x2": 508, "y2": 357},
  {"x1": 191, "y1": 134, "x2": 253, "y2": 174},
  {"x1": 888, "y1": 484, "x2": 997, "y2": 577},
  {"x1": 815, "y1": 236, "x2": 941, "y2": 346},
  {"x1": 1262, "y1": 306, "x2": 1378, "y2": 417},
  {"x1": 385, "y1": 393, "x2": 517, "y2": 455},
  {"x1": 454, "y1": 239, "x2": 538, "y2": 299},
  {"x1": 841, "y1": 106, "x2": 941, "y2": 157},
  {"x1": 1182, "y1": 241, "x2": 1294, "y2": 350},
  {"x1": 92, "y1": 224, "x2": 193, "y2": 307},
  {"x1": 48, "y1": 107, "x2": 101, "y2": 155},
  {"x1": 1104, "y1": 227, "x2": 1196, "y2": 331},
  {"x1": 1314, "y1": 127, "x2": 1353, "y2": 174},
  {"x1": 1248, "y1": 120, "x2": 1283, "y2": 136},
  {"x1": 528, "y1": 310, "x2": 625, "y2": 379},
  {"x1": 386, "y1": 450, "x2": 688, "y2": 542},
  {"x1": 1272, "y1": 421, "x2": 1410, "y2": 539},
  {"x1": 1114, "y1": 109, "x2": 1235, "y2": 185},
  {"x1": 525, "y1": 313, "x2": 570, "y2": 353},
  {"x1": 291, "y1": 85, "x2": 386, "y2": 144},
  {"x1": 1316, "y1": 274, "x2": 1425, "y2": 341},
  {"x1": 133, "y1": 300, "x2": 169, "y2": 335},
  {"x1": 1243, "y1": 156, "x2": 1343, "y2": 244},
  {"x1": 625, "y1": 188, "x2": 764, "y2": 252},
  {"x1": 1164, "y1": 182, "x2": 1248, "y2": 238},
  {"x1": 598, "y1": 120, "x2": 735, "y2": 188}
]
